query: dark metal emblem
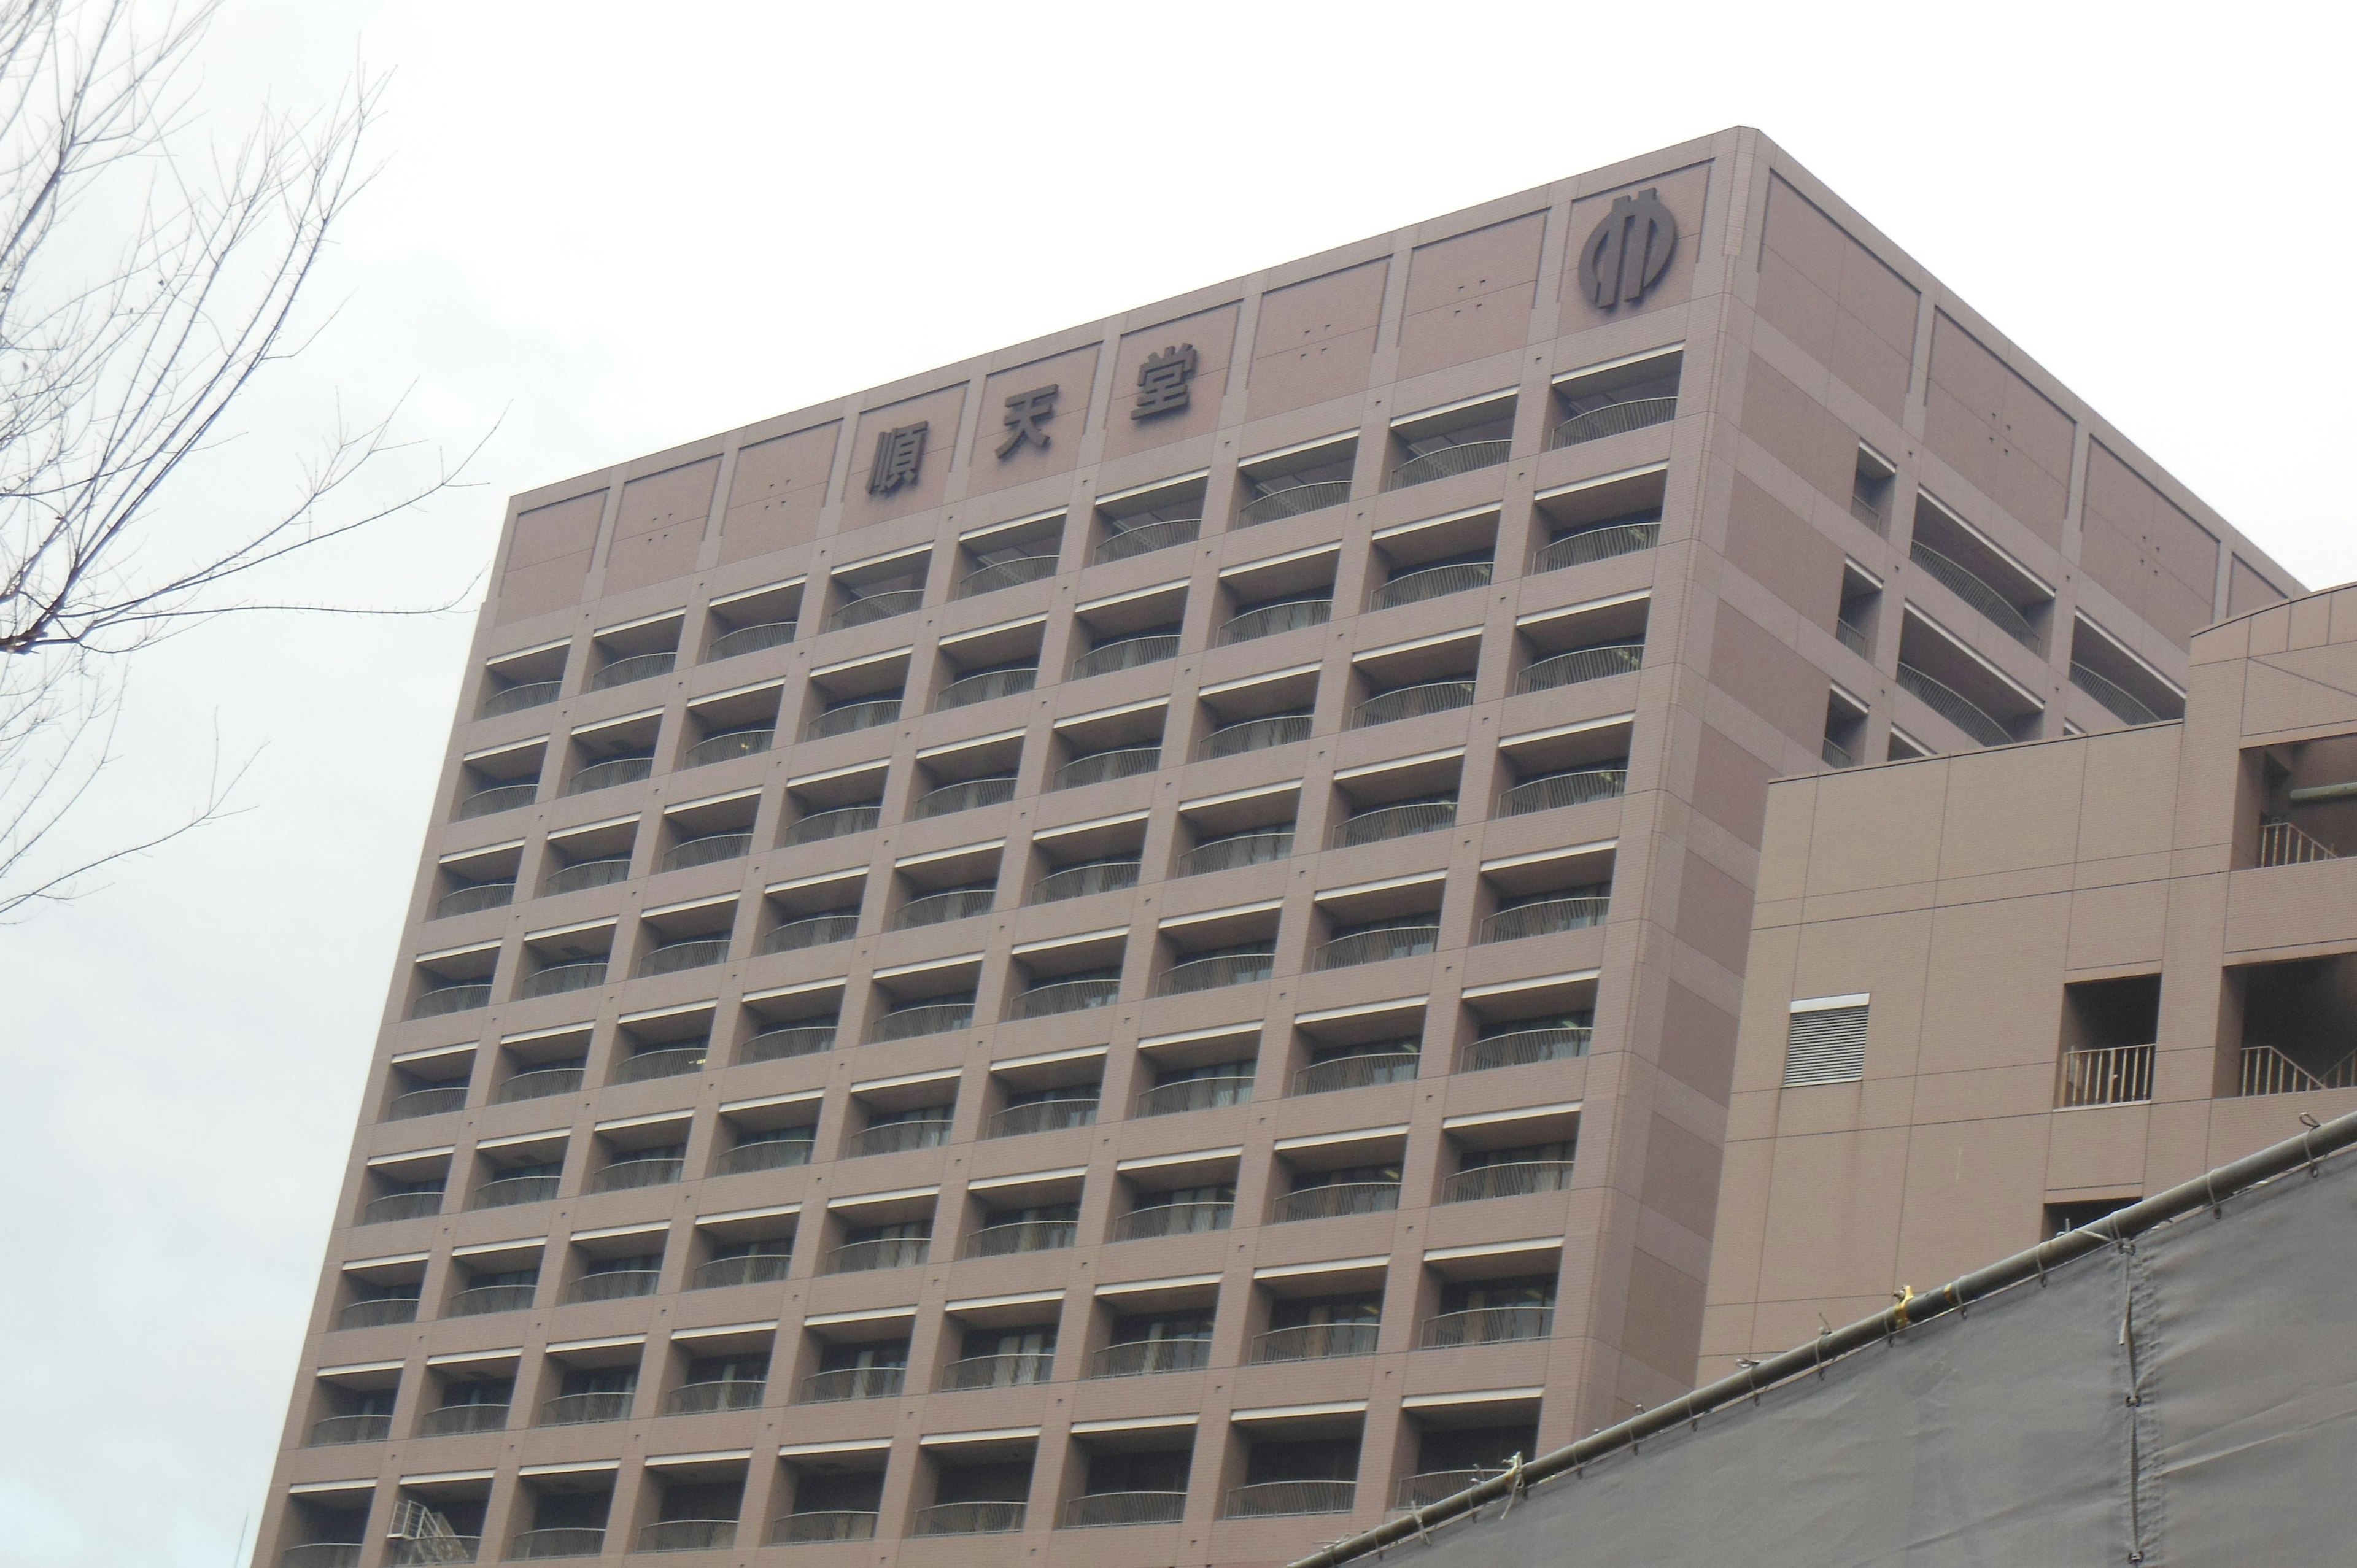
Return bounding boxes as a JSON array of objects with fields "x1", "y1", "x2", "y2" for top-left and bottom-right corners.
[{"x1": 1579, "y1": 188, "x2": 1676, "y2": 309}]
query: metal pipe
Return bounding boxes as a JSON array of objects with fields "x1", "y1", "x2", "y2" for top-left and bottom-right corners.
[
  {"x1": 2287, "y1": 780, "x2": 2357, "y2": 803},
  {"x1": 1285, "y1": 1105, "x2": 2357, "y2": 1568}
]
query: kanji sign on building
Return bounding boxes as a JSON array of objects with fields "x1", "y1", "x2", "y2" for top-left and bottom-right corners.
[
  {"x1": 1132, "y1": 344, "x2": 1198, "y2": 419},
  {"x1": 866, "y1": 422, "x2": 928, "y2": 495},
  {"x1": 997, "y1": 385, "x2": 1059, "y2": 458}
]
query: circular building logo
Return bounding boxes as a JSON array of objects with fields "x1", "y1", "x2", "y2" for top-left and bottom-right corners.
[{"x1": 1579, "y1": 187, "x2": 1677, "y2": 309}]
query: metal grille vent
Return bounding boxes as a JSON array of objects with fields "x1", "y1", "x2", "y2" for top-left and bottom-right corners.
[{"x1": 1784, "y1": 999, "x2": 1868, "y2": 1087}]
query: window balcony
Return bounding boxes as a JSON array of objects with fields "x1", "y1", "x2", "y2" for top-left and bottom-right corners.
[
  {"x1": 913, "y1": 1502, "x2": 1026, "y2": 1537},
  {"x1": 1238, "y1": 480, "x2": 1350, "y2": 527},
  {"x1": 683, "y1": 727, "x2": 773, "y2": 769},
  {"x1": 1219, "y1": 598, "x2": 1330, "y2": 644},
  {"x1": 935, "y1": 667, "x2": 1037, "y2": 711},
  {"x1": 960, "y1": 1219, "x2": 1078, "y2": 1259},
  {"x1": 637, "y1": 1521, "x2": 735, "y2": 1553},
  {"x1": 1352, "y1": 681, "x2": 1474, "y2": 728},
  {"x1": 916, "y1": 776, "x2": 1016, "y2": 817},
  {"x1": 1156, "y1": 951, "x2": 1274, "y2": 995},
  {"x1": 717, "y1": 1136, "x2": 812, "y2": 1176},
  {"x1": 1010, "y1": 978, "x2": 1120, "y2": 1019},
  {"x1": 824, "y1": 1235, "x2": 930, "y2": 1273},
  {"x1": 801, "y1": 1365, "x2": 907, "y2": 1402},
  {"x1": 587, "y1": 1155, "x2": 683, "y2": 1192},
  {"x1": 1093, "y1": 516, "x2": 1199, "y2": 564},
  {"x1": 565, "y1": 754, "x2": 653, "y2": 795},
  {"x1": 864, "y1": 1001, "x2": 973, "y2": 1042},
  {"x1": 2057, "y1": 1043, "x2": 2154, "y2": 1108},
  {"x1": 1313, "y1": 924, "x2": 1438, "y2": 970},
  {"x1": 1895, "y1": 662, "x2": 2011, "y2": 747},
  {"x1": 417, "y1": 1402, "x2": 508, "y2": 1436},
  {"x1": 472, "y1": 1174, "x2": 560, "y2": 1208},
  {"x1": 540, "y1": 1390, "x2": 633, "y2": 1426},
  {"x1": 2070, "y1": 660, "x2": 2162, "y2": 726},
  {"x1": 1418, "y1": 1303, "x2": 1553, "y2": 1348},
  {"x1": 1072, "y1": 634, "x2": 1180, "y2": 679},
  {"x1": 1441, "y1": 1161, "x2": 1575, "y2": 1202},
  {"x1": 850, "y1": 1119, "x2": 952, "y2": 1156},
  {"x1": 1370, "y1": 560, "x2": 1492, "y2": 612},
  {"x1": 1293, "y1": 1052, "x2": 1418, "y2": 1095},
  {"x1": 1496, "y1": 768, "x2": 1625, "y2": 817},
  {"x1": 660, "y1": 832, "x2": 749, "y2": 873},
  {"x1": 1478, "y1": 897, "x2": 1608, "y2": 943},
  {"x1": 1549, "y1": 395, "x2": 1675, "y2": 448},
  {"x1": 1222, "y1": 1480, "x2": 1355, "y2": 1518},
  {"x1": 411, "y1": 982, "x2": 491, "y2": 1019},
  {"x1": 1390, "y1": 439, "x2": 1509, "y2": 489},
  {"x1": 665, "y1": 1378, "x2": 765, "y2": 1415},
  {"x1": 892, "y1": 887, "x2": 994, "y2": 929},
  {"x1": 614, "y1": 1045, "x2": 705, "y2": 1083},
  {"x1": 482, "y1": 680, "x2": 561, "y2": 717},
  {"x1": 1910, "y1": 541, "x2": 2038, "y2": 650},
  {"x1": 803, "y1": 699, "x2": 900, "y2": 740},
  {"x1": 1271, "y1": 1181, "x2": 1401, "y2": 1223},
  {"x1": 741, "y1": 1024, "x2": 835, "y2": 1063},
  {"x1": 1458, "y1": 1025, "x2": 1590, "y2": 1072},
  {"x1": 1113, "y1": 1201, "x2": 1231, "y2": 1241},
  {"x1": 1177, "y1": 829, "x2": 1292, "y2": 876},
  {"x1": 1531, "y1": 519, "x2": 1658, "y2": 573},
  {"x1": 693, "y1": 1252, "x2": 791, "y2": 1289},
  {"x1": 281, "y1": 1547, "x2": 363, "y2": 1568},
  {"x1": 2240, "y1": 1044, "x2": 2357, "y2": 1096},
  {"x1": 1836, "y1": 617, "x2": 1871, "y2": 658},
  {"x1": 363, "y1": 1191, "x2": 444, "y2": 1224},
  {"x1": 307, "y1": 1413, "x2": 392, "y2": 1446},
  {"x1": 769, "y1": 1511, "x2": 879, "y2": 1545},
  {"x1": 1394, "y1": 1469, "x2": 1512, "y2": 1510},
  {"x1": 827, "y1": 590, "x2": 923, "y2": 631},
  {"x1": 455, "y1": 782, "x2": 537, "y2": 820},
  {"x1": 1055, "y1": 746, "x2": 1159, "y2": 789},
  {"x1": 709, "y1": 619, "x2": 795, "y2": 660},
  {"x1": 1515, "y1": 643, "x2": 1642, "y2": 695},
  {"x1": 1089, "y1": 1337, "x2": 1211, "y2": 1377},
  {"x1": 589, "y1": 651, "x2": 675, "y2": 690},
  {"x1": 545, "y1": 857, "x2": 630, "y2": 894},
  {"x1": 520, "y1": 960, "x2": 606, "y2": 998},
  {"x1": 1030, "y1": 859, "x2": 1140, "y2": 903},
  {"x1": 1328, "y1": 800, "x2": 1453, "y2": 848},
  {"x1": 937, "y1": 1350, "x2": 1055, "y2": 1389},
  {"x1": 435, "y1": 882, "x2": 515, "y2": 917},
  {"x1": 783, "y1": 804, "x2": 880, "y2": 844},
  {"x1": 497, "y1": 1065, "x2": 584, "y2": 1103},
  {"x1": 563, "y1": 1268, "x2": 660, "y2": 1304},
  {"x1": 958, "y1": 554, "x2": 1058, "y2": 598},
  {"x1": 386, "y1": 1084, "x2": 467, "y2": 1119},
  {"x1": 1062, "y1": 1491, "x2": 1187, "y2": 1529},
  {"x1": 638, "y1": 938, "x2": 729, "y2": 977},
  {"x1": 1135, "y1": 1076, "x2": 1252, "y2": 1117},
  {"x1": 336, "y1": 1296, "x2": 419, "y2": 1330},
  {"x1": 987, "y1": 1097, "x2": 1098, "y2": 1137},
  {"x1": 1250, "y1": 1321, "x2": 1379, "y2": 1362},
  {"x1": 508, "y1": 1527, "x2": 603, "y2": 1560},
  {"x1": 1195, "y1": 713, "x2": 1312, "y2": 761},
  {"x1": 449, "y1": 1283, "x2": 536, "y2": 1316}
]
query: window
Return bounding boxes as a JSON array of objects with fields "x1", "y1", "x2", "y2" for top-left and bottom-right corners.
[{"x1": 1783, "y1": 994, "x2": 1869, "y2": 1086}]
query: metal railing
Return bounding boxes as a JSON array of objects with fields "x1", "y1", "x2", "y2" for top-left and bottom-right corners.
[
  {"x1": 801, "y1": 1364, "x2": 907, "y2": 1402},
  {"x1": 958, "y1": 555, "x2": 1058, "y2": 597},
  {"x1": 1091, "y1": 1337, "x2": 1212, "y2": 1377},
  {"x1": 497, "y1": 1065, "x2": 584, "y2": 1103},
  {"x1": 1008, "y1": 976, "x2": 1122, "y2": 1019},
  {"x1": 1836, "y1": 617, "x2": 1870, "y2": 658},
  {"x1": 864, "y1": 1002, "x2": 973, "y2": 1041},
  {"x1": 1393, "y1": 1470, "x2": 1512, "y2": 1510},
  {"x1": 1329, "y1": 800, "x2": 1454, "y2": 848},
  {"x1": 914, "y1": 1501, "x2": 1027, "y2": 1536},
  {"x1": 1910, "y1": 542, "x2": 2038, "y2": 649},
  {"x1": 1479, "y1": 897, "x2": 1609, "y2": 944},
  {"x1": 783, "y1": 804, "x2": 880, "y2": 843},
  {"x1": 1371, "y1": 560, "x2": 1492, "y2": 611},
  {"x1": 336, "y1": 1296, "x2": 418, "y2": 1330},
  {"x1": 961, "y1": 1220, "x2": 1078, "y2": 1259},
  {"x1": 1272, "y1": 1181, "x2": 1401, "y2": 1223},
  {"x1": 590, "y1": 650, "x2": 675, "y2": 690},
  {"x1": 508, "y1": 1528, "x2": 604, "y2": 1560},
  {"x1": 1251, "y1": 1321, "x2": 1380, "y2": 1362},
  {"x1": 1239, "y1": 479, "x2": 1350, "y2": 526},
  {"x1": 1073, "y1": 633, "x2": 1180, "y2": 679},
  {"x1": 1055, "y1": 746, "x2": 1159, "y2": 789},
  {"x1": 2057, "y1": 1043, "x2": 2155, "y2": 1107},
  {"x1": 417, "y1": 1402, "x2": 507, "y2": 1436},
  {"x1": 1094, "y1": 516, "x2": 1200, "y2": 563},
  {"x1": 683, "y1": 727, "x2": 773, "y2": 768},
  {"x1": 1063, "y1": 1491, "x2": 1188, "y2": 1527},
  {"x1": 520, "y1": 959, "x2": 606, "y2": 998},
  {"x1": 770, "y1": 1512, "x2": 879, "y2": 1545},
  {"x1": 717, "y1": 1137, "x2": 811, "y2": 1176},
  {"x1": 1031, "y1": 859, "x2": 1139, "y2": 902},
  {"x1": 1113, "y1": 1200, "x2": 1232, "y2": 1241},
  {"x1": 892, "y1": 887, "x2": 995, "y2": 928},
  {"x1": 455, "y1": 781, "x2": 536, "y2": 820},
  {"x1": 2070, "y1": 660, "x2": 2164, "y2": 726},
  {"x1": 935, "y1": 666, "x2": 1037, "y2": 710},
  {"x1": 2258, "y1": 818, "x2": 2340, "y2": 867},
  {"x1": 637, "y1": 1521, "x2": 735, "y2": 1553},
  {"x1": 1851, "y1": 489, "x2": 1891, "y2": 533},
  {"x1": 1314, "y1": 924, "x2": 1438, "y2": 970},
  {"x1": 363, "y1": 1191, "x2": 444, "y2": 1224},
  {"x1": 1389, "y1": 439, "x2": 1510, "y2": 488},
  {"x1": 2239, "y1": 1043, "x2": 2357, "y2": 1096},
  {"x1": 1223, "y1": 1480, "x2": 1355, "y2": 1518},
  {"x1": 660, "y1": 832, "x2": 749, "y2": 872},
  {"x1": 1460, "y1": 1025, "x2": 1590, "y2": 1072},
  {"x1": 1517, "y1": 642, "x2": 1643, "y2": 694},
  {"x1": 563, "y1": 1268, "x2": 659, "y2": 1304},
  {"x1": 1550, "y1": 396, "x2": 1676, "y2": 448},
  {"x1": 1294, "y1": 1053, "x2": 1419, "y2": 1095},
  {"x1": 1531, "y1": 520, "x2": 1658, "y2": 573},
  {"x1": 386, "y1": 1086, "x2": 467, "y2": 1121},
  {"x1": 1497, "y1": 768, "x2": 1625, "y2": 817},
  {"x1": 1895, "y1": 662, "x2": 2012, "y2": 746},
  {"x1": 1156, "y1": 951, "x2": 1274, "y2": 994},
  {"x1": 411, "y1": 982, "x2": 490, "y2": 1019},
  {"x1": 565, "y1": 755, "x2": 652, "y2": 795},
  {"x1": 850, "y1": 1119, "x2": 952, "y2": 1157},
  {"x1": 665, "y1": 1378, "x2": 765, "y2": 1415},
  {"x1": 1220, "y1": 598, "x2": 1331, "y2": 643},
  {"x1": 1136, "y1": 1076, "x2": 1252, "y2": 1117},
  {"x1": 916, "y1": 776, "x2": 1015, "y2": 817},
  {"x1": 937, "y1": 1349, "x2": 1056, "y2": 1388},
  {"x1": 281, "y1": 1548, "x2": 363, "y2": 1568},
  {"x1": 989, "y1": 1097, "x2": 1099, "y2": 1137},
  {"x1": 803, "y1": 698, "x2": 900, "y2": 740},
  {"x1": 708, "y1": 619, "x2": 796, "y2": 660},
  {"x1": 481, "y1": 679, "x2": 560, "y2": 717},
  {"x1": 1352, "y1": 681, "x2": 1474, "y2": 727},
  {"x1": 308, "y1": 1413, "x2": 392, "y2": 1446},
  {"x1": 471, "y1": 1175, "x2": 560, "y2": 1209},
  {"x1": 1418, "y1": 1304, "x2": 1554, "y2": 1347},
  {"x1": 1822, "y1": 736, "x2": 1857, "y2": 769},
  {"x1": 587, "y1": 1156, "x2": 683, "y2": 1192},
  {"x1": 434, "y1": 881, "x2": 514, "y2": 917},
  {"x1": 1178, "y1": 829, "x2": 1293, "y2": 875},
  {"x1": 740, "y1": 1024, "x2": 835, "y2": 1063},
  {"x1": 1196, "y1": 712, "x2": 1312, "y2": 760},
  {"x1": 693, "y1": 1252, "x2": 792, "y2": 1289},
  {"x1": 538, "y1": 1390, "x2": 632, "y2": 1426},
  {"x1": 544, "y1": 857, "x2": 630, "y2": 894},
  {"x1": 826, "y1": 589, "x2": 924, "y2": 631},
  {"x1": 638, "y1": 938, "x2": 729, "y2": 977},
  {"x1": 1442, "y1": 1160, "x2": 1576, "y2": 1203}
]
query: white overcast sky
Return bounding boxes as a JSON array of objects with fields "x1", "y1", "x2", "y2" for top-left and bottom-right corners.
[{"x1": 5, "y1": 2, "x2": 2351, "y2": 1564}]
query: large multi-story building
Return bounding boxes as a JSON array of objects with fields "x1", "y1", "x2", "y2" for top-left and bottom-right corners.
[{"x1": 255, "y1": 126, "x2": 2299, "y2": 1568}]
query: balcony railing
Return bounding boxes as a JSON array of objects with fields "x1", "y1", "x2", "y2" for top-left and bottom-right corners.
[
  {"x1": 482, "y1": 679, "x2": 560, "y2": 717},
  {"x1": 1910, "y1": 542, "x2": 2038, "y2": 649},
  {"x1": 827, "y1": 589, "x2": 924, "y2": 631},
  {"x1": 565, "y1": 755, "x2": 652, "y2": 795},
  {"x1": 1352, "y1": 681, "x2": 1474, "y2": 728},
  {"x1": 563, "y1": 1268, "x2": 660, "y2": 1304},
  {"x1": 1395, "y1": 1469, "x2": 1512, "y2": 1510},
  {"x1": 1895, "y1": 662, "x2": 2011, "y2": 746},
  {"x1": 434, "y1": 881, "x2": 514, "y2": 918},
  {"x1": 1031, "y1": 859, "x2": 1140, "y2": 903},
  {"x1": 519, "y1": 959, "x2": 606, "y2": 998},
  {"x1": 1442, "y1": 1160, "x2": 1576, "y2": 1203},
  {"x1": 637, "y1": 1521, "x2": 735, "y2": 1553},
  {"x1": 708, "y1": 619, "x2": 795, "y2": 660},
  {"x1": 336, "y1": 1296, "x2": 419, "y2": 1330},
  {"x1": 1836, "y1": 617, "x2": 1870, "y2": 658},
  {"x1": 544, "y1": 856, "x2": 629, "y2": 894},
  {"x1": 936, "y1": 1350, "x2": 1056, "y2": 1389},
  {"x1": 1517, "y1": 642, "x2": 1643, "y2": 695},
  {"x1": 850, "y1": 1119, "x2": 952, "y2": 1157},
  {"x1": 1062, "y1": 1491, "x2": 1188, "y2": 1528},
  {"x1": 893, "y1": 887, "x2": 995, "y2": 929},
  {"x1": 281, "y1": 1548, "x2": 363, "y2": 1568},
  {"x1": 916, "y1": 776, "x2": 1015, "y2": 817},
  {"x1": 1073, "y1": 633, "x2": 1180, "y2": 679},
  {"x1": 1293, "y1": 1051, "x2": 1419, "y2": 1096},
  {"x1": 1479, "y1": 896, "x2": 1609, "y2": 944},
  {"x1": 1250, "y1": 1320, "x2": 1380, "y2": 1362},
  {"x1": 539, "y1": 1390, "x2": 632, "y2": 1426},
  {"x1": 308, "y1": 1413, "x2": 392, "y2": 1446},
  {"x1": 590, "y1": 650, "x2": 675, "y2": 690},
  {"x1": 2057, "y1": 1043, "x2": 2154, "y2": 1108},
  {"x1": 1390, "y1": 439, "x2": 1509, "y2": 489},
  {"x1": 2240, "y1": 1043, "x2": 2357, "y2": 1097},
  {"x1": 717, "y1": 1137, "x2": 811, "y2": 1176},
  {"x1": 1055, "y1": 746, "x2": 1159, "y2": 789},
  {"x1": 769, "y1": 1512, "x2": 879, "y2": 1545},
  {"x1": 1094, "y1": 516, "x2": 1200, "y2": 563},
  {"x1": 2070, "y1": 660, "x2": 2163, "y2": 727},
  {"x1": 1822, "y1": 736, "x2": 1857, "y2": 769},
  {"x1": 1550, "y1": 395, "x2": 1675, "y2": 447},
  {"x1": 1272, "y1": 1181, "x2": 1401, "y2": 1223},
  {"x1": 1113, "y1": 1200, "x2": 1233, "y2": 1241},
  {"x1": 961, "y1": 1219, "x2": 1077, "y2": 1259},
  {"x1": 471, "y1": 1174, "x2": 560, "y2": 1208},
  {"x1": 741, "y1": 1024, "x2": 835, "y2": 1063},
  {"x1": 665, "y1": 1378, "x2": 765, "y2": 1415},
  {"x1": 1008, "y1": 974, "x2": 1122, "y2": 1020},
  {"x1": 1178, "y1": 830, "x2": 1293, "y2": 875},
  {"x1": 1220, "y1": 598, "x2": 1331, "y2": 643},
  {"x1": 411, "y1": 981, "x2": 491, "y2": 1019},
  {"x1": 803, "y1": 698, "x2": 900, "y2": 740},
  {"x1": 1371, "y1": 560, "x2": 1493, "y2": 611},
  {"x1": 1531, "y1": 520, "x2": 1658, "y2": 573},
  {"x1": 416, "y1": 1402, "x2": 508, "y2": 1436},
  {"x1": 1156, "y1": 951, "x2": 1274, "y2": 994},
  {"x1": 1239, "y1": 479, "x2": 1350, "y2": 526},
  {"x1": 1223, "y1": 1480, "x2": 1355, "y2": 1518},
  {"x1": 865, "y1": 1002, "x2": 973, "y2": 1041},
  {"x1": 801, "y1": 1365, "x2": 907, "y2": 1402},
  {"x1": 913, "y1": 1501, "x2": 1026, "y2": 1536},
  {"x1": 1418, "y1": 1304, "x2": 1554, "y2": 1347},
  {"x1": 935, "y1": 666, "x2": 1037, "y2": 710},
  {"x1": 455, "y1": 781, "x2": 536, "y2": 820},
  {"x1": 1090, "y1": 1337, "x2": 1212, "y2": 1377},
  {"x1": 660, "y1": 832, "x2": 749, "y2": 872},
  {"x1": 1313, "y1": 924, "x2": 1438, "y2": 970},
  {"x1": 958, "y1": 554, "x2": 1058, "y2": 597},
  {"x1": 783, "y1": 803, "x2": 880, "y2": 843},
  {"x1": 1136, "y1": 1075, "x2": 1252, "y2": 1117},
  {"x1": 693, "y1": 1252, "x2": 792, "y2": 1289},
  {"x1": 1196, "y1": 712, "x2": 1312, "y2": 760},
  {"x1": 363, "y1": 1191, "x2": 444, "y2": 1224},
  {"x1": 448, "y1": 1283, "x2": 537, "y2": 1316},
  {"x1": 1329, "y1": 800, "x2": 1454, "y2": 848},
  {"x1": 638, "y1": 937, "x2": 729, "y2": 977},
  {"x1": 497, "y1": 1065, "x2": 584, "y2": 1102},
  {"x1": 508, "y1": 1528, "x2": 604, "y2": 1561},
  {"x1": 1497, "y1": 768, "x2": 1625, "y2": 817},
  {"x1": 587, "y1": 1156, "x2": 683, "y2": 1192},
  {"x1": 1459, "y1": 1025, "x2": 1591, "y2": 1072},
  {"x1": 988, "y1": 1097, "x2": 1099, "y2": 1137},
  {"x1": 684, "y1": 727, "x2": 773, "y2": 768},
  {"x1": 825, "y1": 1235, "x2": 929, "y2": 1274}
]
